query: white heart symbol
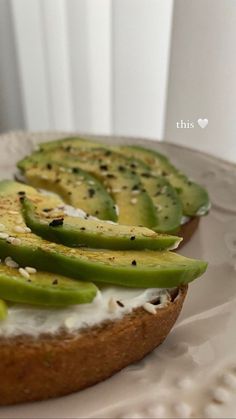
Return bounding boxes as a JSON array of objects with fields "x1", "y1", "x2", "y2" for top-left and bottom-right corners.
[{"x1": 197, "y1": 118, "x2": 208, "y2": 129}]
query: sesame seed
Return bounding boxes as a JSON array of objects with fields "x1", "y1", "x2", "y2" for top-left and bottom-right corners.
[
  {"x1": 75, "y1": 181, "x2": 82, "y2": 186},
  {"x1": 64, "y1": 317, "x2": 77, "y2": 328},
  {"x1": 14, "y1": 226, "x2": 27, "y2": 234},
  {"x1": 5, "y1": 257, "x2": 19, "y2": 268},
  {"x1": 25, "y1": 267, "x2": 37, "y2": 274},
  {"x1": 9, "y1": 210, "x2": 18, "y2": 215},
  {"x1": 143, "y1": 302, "x2": 156, "y2": 315},
  {"x1": 131, "y1": 189, "x2": 140, "y2": 195},
  {"x1": 112, "y1": 188, "x2": 121, "y2": 193},
  {"x1": 130, "y1": 198, "x2": 137, "y2": 205},
  {"x1": 0, "y1": 232, "x2": 9, "y2": 239},
  {"x1": 88, "y1": 180, "x2": 95, "y2": 185},
  {"x1": 7, "y1": 236, "x2": 21, "y2": 245},
  {"x1": 11, "y1": 238, "x2": 22, "y2": 246},
  {"x1": 24, "y1": 227, "x2": 31, "y2": 233},
  {"x1": 108, "y1": 297, "x2": 117, "y2": 313},
  {"x1": 19, "y1": 268, "x2": 30, "y2": 279},
  {"x1": 0, "y1": 223, "x2": 5, "y2": 231}
]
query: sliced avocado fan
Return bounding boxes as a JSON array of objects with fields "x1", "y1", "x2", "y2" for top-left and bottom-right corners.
[
  {"x1": 18, "y1": 145, "x2": 183, "y2": 232},
  {"x1": 21, "y1": 161, "x2": 118, "y2": 222},
  {"x1": 2, "y1": 180, "x2": 181, "y2": 250},
  {"x1": 18, "y1": 149, "x2": 159, "y2": 229},
  {"x1": 0, "y1": 180, "x2": 207, "y2": 288},
  {"x1": 34, "y1": 137, "x2": 210, "y2": 217},
  {"x1": 116, "y1": 145, "x2": 210, "y2": 217},
  {"x1": 20, "y1": 194, "x2": 182, "y2": 251}
]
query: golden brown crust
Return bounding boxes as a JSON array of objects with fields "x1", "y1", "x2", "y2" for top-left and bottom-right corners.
[
  {"x1": 178, "y1": 217, "x2": 200, "y2": 248},
  {"x1": 0, "y1": 287, "x2": 187, "y2": 405}
]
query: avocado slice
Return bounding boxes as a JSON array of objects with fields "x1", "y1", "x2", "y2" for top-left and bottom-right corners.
[
  {"x1": 37, "y1": 139, "x2": 208, "y2": 215},
  {"x1": 18, "y1": 149, "x2": 159, "y2": 229},
  {"x1": 21, "y1": 161, "x2": 117, "y2": 222},
  {"x1": 38, "y1": 136, "x2": 98, "y2": 152},
  {"x1": 0, "y1": 181, "x2": 207, "y2": 288},
  {"x1": 0, "y1": 264, "x2": 97, "y2": 306},
  {"x1": 0, "y1": 299, "x2": 8, "y2": 320},
  {"x1": 116, "y1": 145, "x2": 210, "y2": 217},
  {"x1": 20, "y1": 194, "x2": 182, "y2": 250},
  {"x1": 19, "y1": 138, "x2": 183, "y2": 232}
]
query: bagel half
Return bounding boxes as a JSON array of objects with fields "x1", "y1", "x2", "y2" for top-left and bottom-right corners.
[
  {"x1": 0, "y1": 216, "x2": 198, "y2": 405},
  {"x1": 0, "y1": 286, "x2": 187, "y2": 405}
]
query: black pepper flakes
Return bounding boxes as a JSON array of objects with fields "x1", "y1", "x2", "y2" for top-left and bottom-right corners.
[
  {"x1": 117, "y1": 300, "x2": 124, "y2": 308},
  {"x1": 72, "y1": 167, "x2": 80, "y2": 174},
  {"x1": 130, "y1": 236, "x2": 136, "y2": 241},
  {"x1": 100, "y1": 164, "x2": 108, "y2": 171},
  {"x1": 88, "y1": 188, "x2": 95, "y2": 198},
  {"x1": 18, "y1": 191, "x2": 26, "y2": 196},
  {"x1": 80, "y1": 227, "x2": 86, "y2": 231},
  {"x1": 131, "y1": 260, "x2": 137, "y2": 266},
  {"x1": 46, "y1": 163, "x2": 52, "y2": 170},
  {"x1": 104, "y1": 150, "x2": 112, "y2": 156},
  {"x1": 52, "y1": 279, "x2": 58, "y2": 285},
  {"x1": 49, "y1": 218, "x2": 64, "y2": 227},
  {"x1": 43, "y1": 208, "x2": 53, "y2": 212},
  {"x1": 118, "y1": 165, "x2": 125, "y2": 172}
]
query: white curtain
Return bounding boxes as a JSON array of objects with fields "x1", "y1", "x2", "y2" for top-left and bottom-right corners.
[{"x1": 1, "y1": 0, "x2": 236, "y2": 162}]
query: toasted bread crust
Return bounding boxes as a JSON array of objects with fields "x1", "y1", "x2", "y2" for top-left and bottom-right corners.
[
  {"x1": 179, "y1": 217, "x2": 200, "y2": 248},
  {"x1": 0, "y1": 287, "x2": 187, "y2": 405}
]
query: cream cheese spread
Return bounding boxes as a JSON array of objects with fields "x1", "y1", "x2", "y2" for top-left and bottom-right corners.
[{"x1": 0, "y1": 286, "x2": 173, "y2": 338}]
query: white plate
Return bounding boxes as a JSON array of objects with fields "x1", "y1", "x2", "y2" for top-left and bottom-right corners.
[{"x1": 0, "y1": 132, "x2": 236, "y2": 419}]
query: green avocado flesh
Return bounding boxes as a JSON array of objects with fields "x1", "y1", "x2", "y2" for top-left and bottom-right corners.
[
  {"x1": 18, "y1": 145, "x2": 183, "y2": 232},
  {"x1": 19, "y1": 149, "x2": 159, "y2": 229},
  {"x1": 0, "y1": 264, "x2": 97, "y2": 306},
  {"x1": 0, "y1": 181, "x2": 207, "y2": 288},
  {"x1": 38, "y1": 138, "x2": 209, "y2": 218},
  {"x1": 116, "y1": 146, "x2": 210, "y2": 217},
  {"x1": 0, "y1": 299, "x2": 8, "y2": 320},
  {"x1": 22, "y1": 161, "x2": 117, "y2": 222},
  {"x1": 21, "y1": 194, "x2": 182, "y2": 250}
]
